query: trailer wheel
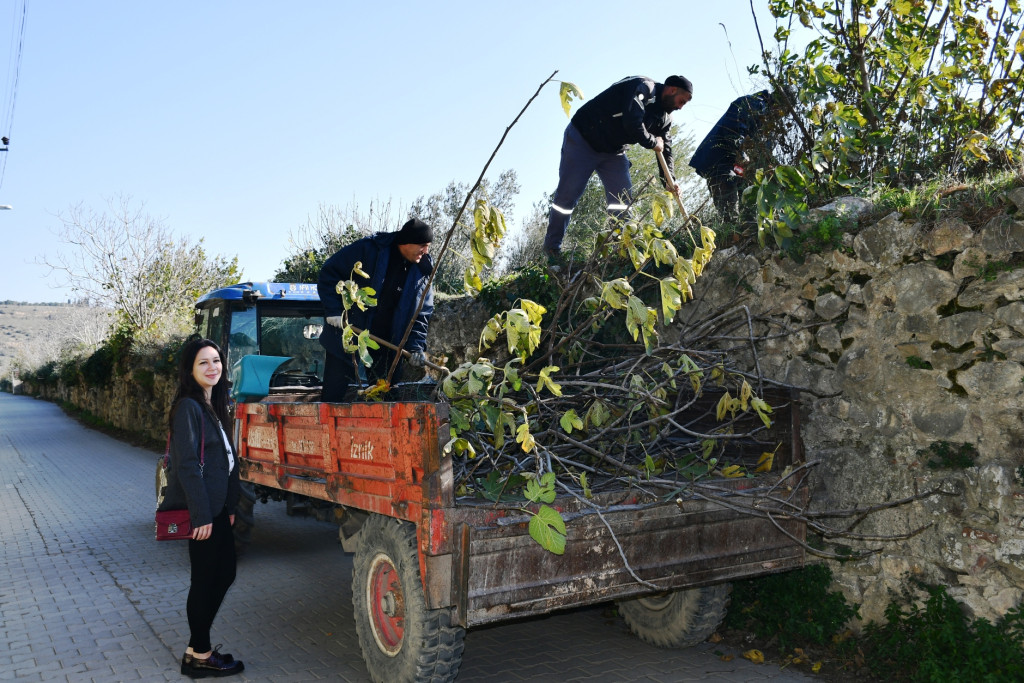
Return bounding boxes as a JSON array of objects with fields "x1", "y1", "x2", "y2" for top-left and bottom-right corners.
[
  {"x1": 617, "y1": 583, "x2": 731, "y2": 648},
  {"x1": 232, "y1": 483, "x2": 256, "y2": 554},
  {"x1": 352, "y1": 514, "x2": 465, "y2": 683}
]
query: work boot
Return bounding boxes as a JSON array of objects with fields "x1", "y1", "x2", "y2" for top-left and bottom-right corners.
[{"x1": 544, "y1": 248, "x2": 565, "y2": 274}]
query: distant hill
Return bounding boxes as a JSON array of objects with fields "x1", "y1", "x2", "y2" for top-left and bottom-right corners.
[{"x1": 0, "y1": 302, "x2": 109, "y2": 375}]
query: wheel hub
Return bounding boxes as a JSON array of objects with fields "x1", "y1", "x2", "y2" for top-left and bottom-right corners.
[{"x1": 366, "y1": 553, "x2": 405, "y2": 656}]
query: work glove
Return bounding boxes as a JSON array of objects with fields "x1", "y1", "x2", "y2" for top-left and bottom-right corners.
[
  {"x1": 409, "y1": 350, "x2": 427, "y2": 368},
  {"x1": 326, "y1": 316, "x2": 344, "y2": 328}
]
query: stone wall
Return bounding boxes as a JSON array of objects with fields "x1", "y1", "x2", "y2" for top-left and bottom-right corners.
[
  {"x1": 23, "y1": 368, "x2": 177, "y2": 444},
  {"x1": 684, "y1": 187, "x2": 1024, "y2": 624}
]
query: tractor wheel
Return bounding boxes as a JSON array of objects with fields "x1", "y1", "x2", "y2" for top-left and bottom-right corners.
[
  {"x1": 617, "y1": 583, "x2": 731, "y2": 648},
  {"x1": 232, "y1": 483, "x2": 256, "y2": 555},
  {"x1": 352, "y1": 514, "x2": 465, "y2": 683}
]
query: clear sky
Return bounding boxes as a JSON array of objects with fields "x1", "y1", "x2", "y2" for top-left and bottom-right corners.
[{"x1": 0, "y1": 1, "x2": 781, "y2": 303}]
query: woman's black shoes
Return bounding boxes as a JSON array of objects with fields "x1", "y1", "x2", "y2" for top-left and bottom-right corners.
[{"x1": 180, "y1": 648, "x2": 244, "y2": 678}]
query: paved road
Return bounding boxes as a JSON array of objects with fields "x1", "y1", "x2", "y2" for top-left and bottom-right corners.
[{"x1": 0, "y1": 393, "x2": 812, "y2": 682}]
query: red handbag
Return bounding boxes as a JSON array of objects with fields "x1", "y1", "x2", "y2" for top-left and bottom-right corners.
[
  {"x1": 156, "y1": 508, "x2": 193, "y2": 540},
  {"x1": 155, "y1": 420, "x2": 205, "y2": 541}
]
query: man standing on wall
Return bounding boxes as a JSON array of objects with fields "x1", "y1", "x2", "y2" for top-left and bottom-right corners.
[
  {"x1": 317, "y1": 218, "x2": 434, "y2": 401},
  {"x1": 542, "y1": 74, "x2": 693, "y2": 260},
  {"x1": 689, "y1": 89, "x2": 780, "y2": 225}
]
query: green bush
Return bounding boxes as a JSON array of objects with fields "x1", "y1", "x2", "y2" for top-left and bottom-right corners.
[
  {"x1": 865, "y1": 582, "x2": 1024, "y2": 682},
  {"x1": 725, "y1": 564, "x2": 859, "y2": 651},
  {"x1": 478, "y1": 264, "x2": 559, "y2": 317},
  {"x1": 58, "y1": 359, "x2": 80, "y2": 386},
  {"x1": 80, "y1": 344, "x2": 117, "y2": 388},
  {"x1": 32, "y1": 361, "x2": 59, "y2": 386}
]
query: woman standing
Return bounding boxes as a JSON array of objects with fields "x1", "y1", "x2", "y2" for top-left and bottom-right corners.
[{"x1": 162, "y1": 338, "x2": 244, "y2": 678}]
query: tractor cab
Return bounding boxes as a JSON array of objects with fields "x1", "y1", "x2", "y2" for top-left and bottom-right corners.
[{"x1": 194, "y1": 282, "x2": 326, "y2": 399}]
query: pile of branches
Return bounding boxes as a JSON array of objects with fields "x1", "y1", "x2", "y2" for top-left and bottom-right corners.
[{"x1": 364, "y1": 72, "x2": 947, "y2": 558}]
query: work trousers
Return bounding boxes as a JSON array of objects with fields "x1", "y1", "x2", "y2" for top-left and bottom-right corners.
[
  {"x1": 186, "y1": 509, "x2": 236, "y2": 654},
  {"x1": 706, "y1": 173, "x2": 745, "y2": 225},
  {"x1": 322, "y1": 349, "x2": 402, "y2": 402},
  {"x1": 544, "y1": 123, "x2": 632, "y2": 253}
]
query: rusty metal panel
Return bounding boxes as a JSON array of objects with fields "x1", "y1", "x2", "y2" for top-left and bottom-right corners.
[
  {"x1": 237, "y1": 400, "x2": 445, "y2": 526},
  {"x1": 448, "y1": 492, "x2": 805, "y2": 628},
  {"x1": 424, "y1": 552, "x2": 453, "y2": 610}
]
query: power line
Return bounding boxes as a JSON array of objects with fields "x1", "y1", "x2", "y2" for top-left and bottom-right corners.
[{"x1": 0, "y1": 0, "x2": 28, "y2": 192}]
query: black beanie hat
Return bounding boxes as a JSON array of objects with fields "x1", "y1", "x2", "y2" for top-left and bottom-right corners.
[
  {"x1": 395, "y1": 218, "x2": 433, "y2": 245},
  {"x1": 665, "y1": 75, "x2": 693, "y2": 94}
]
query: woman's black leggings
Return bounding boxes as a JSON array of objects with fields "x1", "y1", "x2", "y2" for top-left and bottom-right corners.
[{"x1": 186, "y1": 509, "x2": 236, "y2": 653}]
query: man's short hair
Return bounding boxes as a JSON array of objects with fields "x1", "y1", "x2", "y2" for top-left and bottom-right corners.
[{"x1": 665, "y1": 75, "x2": 693, "y2": 94}]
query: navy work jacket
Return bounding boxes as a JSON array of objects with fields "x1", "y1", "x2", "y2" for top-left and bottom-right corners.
[{"x1": 317, "y1": 232, "x2": 434, "y2": 359}]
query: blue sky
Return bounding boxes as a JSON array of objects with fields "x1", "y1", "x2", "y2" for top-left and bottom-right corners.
[{"x1": 0, "y1": 1, "x2": 781, "y2": 302}]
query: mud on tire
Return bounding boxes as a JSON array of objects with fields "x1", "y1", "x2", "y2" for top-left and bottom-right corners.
[{"x1": 352, "y1": 514, "x2": 465, "y2": 683}]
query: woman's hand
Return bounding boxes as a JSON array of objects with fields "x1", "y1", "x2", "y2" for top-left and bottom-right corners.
[
  {"x1": 192, "y1": 523, "x2": 213, "y2": 541},
  {"x1": 229, "y1": 514, "x2": 235, "y2": 526}
]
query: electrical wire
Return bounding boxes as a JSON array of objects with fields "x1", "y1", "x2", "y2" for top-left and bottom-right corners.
[{"x1": 0, "y1": 0, "x2": 28, "y2": 192}]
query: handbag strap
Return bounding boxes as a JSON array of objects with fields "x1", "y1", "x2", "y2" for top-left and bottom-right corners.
[{"x1": 164, "y1": 412, "x2": 206, "y2": 473}]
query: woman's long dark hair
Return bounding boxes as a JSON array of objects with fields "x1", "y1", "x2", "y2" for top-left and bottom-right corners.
[{"x1": 169, "y1": 337, "x2": 231, "y2": 429}]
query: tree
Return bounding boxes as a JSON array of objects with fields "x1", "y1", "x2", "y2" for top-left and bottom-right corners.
[
  {"x1": 274, "y1": 199, "x2": 404, "y2": 283},
  {"x1": 409, "y1": 169, "x2": 521, "y2": 293},
  {"x1": 748, "y1": 0, "x2": 1024, "y2": 245},
  {"x1": 40, "y1": 195, "x2": 240, "y2": 343},
  {"x1": 275, "y1": 174, "x2": 522, "y2": 292}
]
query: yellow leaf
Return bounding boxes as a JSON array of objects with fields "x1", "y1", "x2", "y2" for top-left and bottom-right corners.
[
  {"x1": 742, "y1": 649, "x2": 764, "y2": 664},
  {"x1": 559, "y1": 81, "x2": 584, "y2": 118},
  {"x1": 721, "y1": 464, "x2": 745, "y2": 478},
  {"x1": 812, "y1": 661, "x2": 822, "y2": 673},
  {"x1": 715, "y1": 391, "x2": 732, "y2": 420},
  {"x1": 755, "y1": 447, "x2": 776, "y2": 473},
  {"x1": 719, "y1": 654, "x2": 734, "y2": 662}
]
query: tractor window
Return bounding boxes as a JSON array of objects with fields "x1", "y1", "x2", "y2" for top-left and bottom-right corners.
[
  {"x1": 227, "y1": 307, "x2": 258, "y2": 371},
  {"x1": 258, "y1": 306, "x2": 326, "y2": 384},
  {"x1": 195, "y1": 306, "x2": 227, "y2": 349}
]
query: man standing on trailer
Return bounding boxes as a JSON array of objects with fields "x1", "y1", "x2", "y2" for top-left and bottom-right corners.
[{"x1": 318, "y1": 218, "x2": 434, "y2": 401}]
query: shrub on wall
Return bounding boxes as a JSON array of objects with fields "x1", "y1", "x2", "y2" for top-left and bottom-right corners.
[{"x1": 80, "y1": 343, "x2": 118, "y2": 388}]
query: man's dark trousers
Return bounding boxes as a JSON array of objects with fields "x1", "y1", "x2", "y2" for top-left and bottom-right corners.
[{"x1": 544, "y1": 124, "x2": 632, "y2": 253}]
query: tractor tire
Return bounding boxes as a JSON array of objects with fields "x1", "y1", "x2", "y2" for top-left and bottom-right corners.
[
  {"x1": 352, "y1": 514, "x2": 465, "y2": 683},
  {"x1": 617, "y1": 583, "x2": 731, "y2": 648},
  {"x1": 232, "y1": 483, "x2": 256, "y2": 555}
]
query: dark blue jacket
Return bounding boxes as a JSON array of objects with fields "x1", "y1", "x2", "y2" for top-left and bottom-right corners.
[
  {"x1": 161, "y1": 398, "x2": 240, "y2": 529},
  {"x1": 571, "y1": 76, "x2": 675, "y2": 174},
  {"x1": 689, "y1": 91, "x2": 771, "y2": 179},
  {"x1": 317, "y1": 232, "x2": 434, "y2": 359}
]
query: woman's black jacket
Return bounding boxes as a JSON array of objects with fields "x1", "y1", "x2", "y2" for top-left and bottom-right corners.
[{"x1": 161, "y1": 398, "x2": 240, "y2": 529}]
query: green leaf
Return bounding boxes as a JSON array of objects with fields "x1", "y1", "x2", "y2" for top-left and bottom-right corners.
[
  {"x1": 524, "y1": 471, "x2": 556, "y2": 503},
  {"x1": 580, "y1": 472, "x2": 592, "y2": 499},
  {"x1": 585, "y1": 399, "x2": 610, "y2": 428},
  {"x1": 775, "y1": 165, "x2": 807, "y2": 190},
  {"x1": 559, "y1": 409, "x2": 584, "y2": 434},
  {"x1": 529, "y1": 504, "x2": 567, "y2": 555},
  {"x1": 443, "y1": 437, "x2": 476, "y2": 459}
]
